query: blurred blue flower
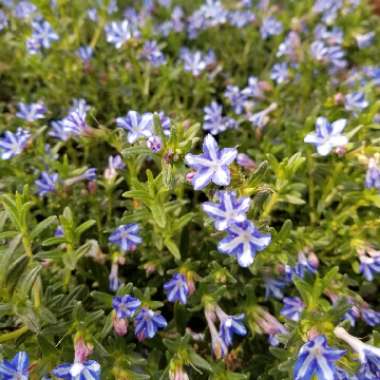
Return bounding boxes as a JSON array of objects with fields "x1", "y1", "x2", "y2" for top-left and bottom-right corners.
[
  {"x1": 344, "y1": 92, "x2": 368, "y2": 113},
  {"x1": 359, "y1": 249, "x2": 380, "y2": 281},
  {"x1": 184, "y1": 134, "x2": 237, "y2": 190},
  {"x1": 109, "y1": 224, "x2": 142, "y2": 252},
  {"x1": 164, "y1": 273, "x2": 189, "y2": 304},
  {"x1": 16, "y1": 102, "x2": 46, "y2": 122},
  {"x1": 31, "y1": 19, "x2": 59, "y2": 49},
  {"x1": 0, "y1": 128, "x2": 31, "y2": 160},
  {"x1": 14, "y1": 1, "x2": 36, "y2": 19},
  {"x1": 217, "y1": 311, "x2": 247, "y2": 347},
  {"x1": 203, "y1": 102, "x2": 236, "y2": 135},
  {"x1": 146, "y1": 135, "x2": 163, "y2": 153},
  {"x1": 77, "y1": 46, "x2": 93, "y2": 63},
  {"x1": 134, "y1": 308, "x2": 167, "y2": 340},
  {"x1": 356, "y1": 32, "x2": 375, "y2": 49},
  {"x1": 112, "y1": 295, "x2": 141, "y2": 318},
  {"x1": 365, "y1": 158, "x2": 380, "y2": 190},
  {"x1": 52, "y1": 361, "x2": 100, "y2": 380},
  {"x1": 116, "y1": 110, "x2": 153, "y2": 144},
  {"x1": 260, "y1": 16, "x2": 283, "y2": 40},
  {"x1": 304, "y1": 116, "x2": 348, "y2": 156},
  {"x1": 180, "y1": 48, "x2": 215, "y2": 76},
  {"x1": 293, "y1": 251, "x2": 319, "y2": 279},
  {"x1": 271, "y1": 63, "x2": 289, "y2": 85},
  {"x1": 218, "y1": 220, "x2": 271, "y2": 267},
  {"x1": 281, "y1": 297, "x2": 305, "y2": 322},
  {"x1": 202, "y1": 190, "x2": 250, "y2": 231},
  {"x1": 294, "y1": 335, "x2": 346, "y2": 380},
  {"x1": 361, "y1": 308, "x2": 380, "y2": 327},
  {"x1": 224, "y1": 85, "x2": 247, "y2": 115},
  {"x1": 264, "y1": 277, "x2": 287, "y2": 300},
  {"x1": 105, "y1": 20, "x2": 139, "y2": 48},
  {"x1": 35, "y1": 172, "x2": 59, "y2": 197},
  {"x1": 334, "y1": 326, "x2": 380, "y2": 380},
  {"x1": 0, "y1": 10, "x2": 8, "y2": 30},
  {"x1": 0, "y1": 351, "x2": 29, "y2": 380},
  {"x1": 141, "y1": 40, "x2": 166, "y2": 67}
]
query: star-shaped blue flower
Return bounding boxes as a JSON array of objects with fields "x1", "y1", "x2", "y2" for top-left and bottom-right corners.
[
  {"x1": 112, "y1": 295, "x2": 141, "y2": 319},
  {"x1": 52, "y1": 360, "x2": 100, "y2": 380},
  {"x1": 281, "y1": 297, "x2": 305, "y2": 322},
  {"x1": 163, "y1": 273, "x2": 189, "y2": 304},
  {"x1": 109, "y1": 224, "x2": 142, "y2": 252},
  {"x1": 134, "y1": 308, "x2": 167, "y2": 341},
  {"x1": 217, "y1": 220, "x2": 271, "y2": 267},
  {"x1": 202, "y1": 191, "x2": 250, "y2": 231},
  {"x1": 294, "y1": 335, "x2": 346, "y2": 380},
  {"x1": 219, "y1": 314, "x2": 247, "y2": 347},
  {"x1": 185, "y1": 134, "x2": 237, "y2": 190},
  {"x1": 0, "y1": 352, "x2": 29, "y2": 380}
]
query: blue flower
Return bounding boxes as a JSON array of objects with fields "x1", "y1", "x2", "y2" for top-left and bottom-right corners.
[
  {"x1": 163, "y1": 273, "x2": 189, "y2": 304},
  {"x1": 293, "y1": 251, "x2": 319, "y2": 279},
  {"x1": 146, "y1": 135, "x2": 163, "y2": 153},
  {"x1": 0, "y1": 10, "x2": 7, "y2": 30},
  {"x1": 359, "y1": 249, "x2": 380, "y2": 281},
  {"x1": 14, "y1": 1, "x2": 36, "y2": 19},
  {"x1": 77, "y1": 46, "x2": 93, "y2": 63},
  {"x1": 0, "y1": 351, "x2": 29, "y2": 380},
  {"x1": 31, "y1": 19, "x2": 59, "y2": 49},
  {"x1": 271, "y1": 63, "x2": 289, "y2": 85},
  {"x1": 16, "y1": 102, "x2": 46, "y2": 122},
  {"x1": 109, "y1": 224, "x2": 142, "y2": 252},
  {"x1": 202, "y1": 191, "x2": 250, "y2": 231},
  {"x1": 35, "y1": 172, "x2": 59, "y2": 197},
  {"x1": 49, "y1": 120, "x2": 71, "y2": 141},
  {"x1": 249, "y1": 103, "x2": 278, "y2": 129},
  {"x1": 140, "y1": 40, "x2": 166, "y2": 67},
  {"x1": 199, "y1": 0, "x2": 228, "y2": 27},
  {"x1": 218, "y1": 313, "x2": 247, "y2": 347},
  {"x1": 224, "y1": 85, "x2": 247, "y2": 115},
  {"x1": 116, "y1": 111, "x2": 153, "y2": 144},
  {"x1": 109, "y1": 262, "x2": 120, "y2": 291},
  {"x1": 294, "y1": 335, "x2": 346, "y2": 380},
  {"x1": 242, "y1": 76, "x2": 265, "y2": 99},
  {"x1": 218, "y1": 220, "x2": 271, "y2": 267},
  {"x1": 365, "y1": 158, "x2": 380, "y2": 190},
  {"x1": 105, "y1": 20, "x2": 139, "y2": 48},
  {"x1": 180, "y1": 48, "x2": 215, "y2": 76},
  {"x1": 281, "y1": 297, "x2": 305, "y2": 322},
  {"x1": 355, "y1": 32, "x2": 375, "y2": 49},
  {"x1": 134, "y1": 308, "x2": 167, "y2": 340},
  {"x1": 264, "y1": 277, "x2": 287, "y2": 300},
  {"x1": 260, "y1": 16, "x2": 283, "y2": 40},
  {"x1": 62, "y1": 110, "x2": 90, "y2": 137},
  {"x1": 304, "y1": 117, "x2": 348, "y2": 156},
  {"x1": 361, "y1": 308, "x2": 380, "y2": 327},
  {"x1": 334, "y1": 326, "x2": 380, "y2": 380},
  {"x1": 203, "y1": 102, "x2": 236, "y2": 135},
  {"x1": 185, "y1": 134, "x2": 237, "y2": 190},
  {"x1": 112, "y1": 295, "x2": 141, "y2": 318},
  {"x1": 0, "y1": 128, "x2": 31, "y2": 160},
  {"x1": 52, "y1": 360, "x2": 100, "y2": 380},
  {"x1": 345, "y1": 92, "x2": 368, "y2": 113}
]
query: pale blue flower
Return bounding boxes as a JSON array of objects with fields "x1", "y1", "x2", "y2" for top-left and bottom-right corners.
[
  {"x1": 105, "y1": 20, "x2": 139, "y2": 48},
  {"x1": 35, "y1": 172, "x2": 59, "y2": 197},
  {"x1": 260, "y1": 16, "x2": 283, "y2": 40},
  {"x1": 202, "y1": 190, "x2": 250, "y2": 231},
  {"x1": 281, "y1": 297, "x2": 305, "y2": 321},
  {"x1": 112, "y1": 295, "x2": 141, "y2": 318},
  {"x1": 164, "y1": 273, "x2": 189, "y2": 304},
  {"x1": 134, "y1": 308, "x2": 167, "y2": 340},
  {"x1": 116, "y1": 111, "x2": 153, "y2": 144},
  {"x1": 271, "y1": 63, "x2": 289, "y2": 84},
  {"x1": 304, "y1": 117, "x2": 348, "y2": 156},
  {"x1": 344, "y1": 92, "x2": 368, "y2": 113},
  {"x1": 0, "y1": 128, "x2": 31, "y2": 160},
  {"x1": 0, "y1": 351, "x2": 29, "y2": 380},
  {"x1": 52, "y1": 361, "x2": 100, "y2": 380},
  {"x1": 16, "y1": 102, "x2": 46, "y2": 122},
  {"x1": 109, "y1": 224, "x2": 142, "y2": 252},
  {"x1": 294, "y1": 335, "x2": 346, "y2": 380},
  {"x1": 184, "y1": 134, "x2": 237, "y2": 190},
  {"x1": 218, "y1": 220, "x2": 271, "y2": 267}
]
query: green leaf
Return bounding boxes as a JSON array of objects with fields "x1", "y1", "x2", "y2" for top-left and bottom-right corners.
[
  {"x1": 75, "y1": 219, "x2": 96, "y2": 237},
  {"x1": 30, "y1": 215, "x2": 57, "y2": 239},
  {"x1": 189, "y1": 351, "x2": 212, "y2": 372},
  {"x1": 150, "y1": 204, "x2": 167, "y2": 228},
  {"x1": 91, "y1": 291, "x2": 113, "y2": 308},
  {"x1": 122, "y1": 146, "x2": 152, "y2": 158},
  {"x1": 164, "y1": 238, "x2": 180, "y2": 260}
]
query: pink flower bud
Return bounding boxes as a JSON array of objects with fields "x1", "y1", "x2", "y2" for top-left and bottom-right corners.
[
  {"x1": 74, "y1": 336, "x2": 93, "y2": 363},
  {"x1": 112, "y1": 314, "x2": 128, "y2": 336}
]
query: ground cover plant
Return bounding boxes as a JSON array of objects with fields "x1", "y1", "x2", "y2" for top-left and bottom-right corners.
[{"x1": 0, "y1": 0, "x2": 380, "y2": 379}]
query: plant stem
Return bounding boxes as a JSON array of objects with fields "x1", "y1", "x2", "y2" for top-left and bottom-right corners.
[{"x1": 0, "y1": 325, "x2": 28, "y2": 343}]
